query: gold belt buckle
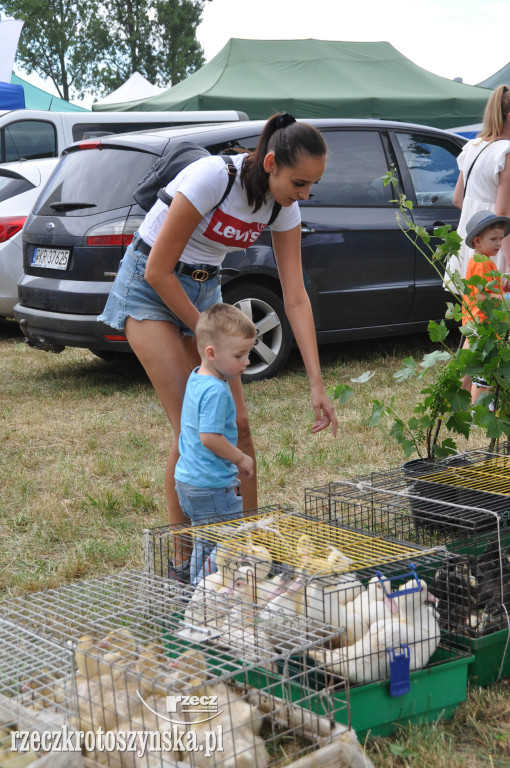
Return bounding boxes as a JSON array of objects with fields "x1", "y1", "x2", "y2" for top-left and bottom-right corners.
[{"x1": 191, "y1": 268, "x2": 209, "y2": 282}]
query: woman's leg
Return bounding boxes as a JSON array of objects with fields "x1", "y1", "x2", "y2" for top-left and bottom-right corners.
[
  {"x1": 228, "y1": 376, "x2": 258, "y2": 511},
  {"x1": 125, "y1": 317, "x2": 193, "y2": 538}
]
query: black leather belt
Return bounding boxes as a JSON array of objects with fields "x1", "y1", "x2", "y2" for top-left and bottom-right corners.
[{"x1": 131, "y1": 233, "x2": 231, "y2": 282}]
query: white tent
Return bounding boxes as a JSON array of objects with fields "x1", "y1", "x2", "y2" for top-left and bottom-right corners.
[
  {"x1": 0, "y1": 19, "x2": 24, "y2": 82},
  {"x1": 95, "y1": 71, "x2": 163, "y2": 107}
]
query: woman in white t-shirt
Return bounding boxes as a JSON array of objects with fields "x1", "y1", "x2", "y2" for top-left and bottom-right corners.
[
  {"x1": 99, "y1": 113, "x2": 337, "y2": 553},
  {"x1": 452, "y1": 85, "x2": 510, "y2": 287}
]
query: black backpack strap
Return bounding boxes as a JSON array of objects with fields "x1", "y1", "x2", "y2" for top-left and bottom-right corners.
[
  {"x1": 156, "y1": 155, "x2": 237, "y2": 212},
  {"x1": 463, "y1": 143, "x2": 490, "y2": 199},
  {"x1": 157, "y1": 188, "x2": 173, "y2": 206},
  {"x1": 268, "y1": 201, "x2": 282, "y2": 227},
  {"x1": 217, "y1": 156, "x2": 237, "y2": 209}
]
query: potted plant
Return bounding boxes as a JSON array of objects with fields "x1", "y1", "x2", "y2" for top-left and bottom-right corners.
[{"x1": 332, "y1": 172, "x2": 510, "y2": 521}]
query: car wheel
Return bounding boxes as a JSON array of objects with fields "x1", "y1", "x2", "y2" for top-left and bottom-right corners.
[
  {"x1": 222, "y1": 283, "x2": 292, "y2": 381},
  {"x1": 91, "y1": 350, "x2": 142, "y2": 370}
]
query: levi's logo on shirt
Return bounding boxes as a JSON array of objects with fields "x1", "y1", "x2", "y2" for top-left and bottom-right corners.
[{"x1": 204, "y1": 209, "x2": 266, "y2": 246}]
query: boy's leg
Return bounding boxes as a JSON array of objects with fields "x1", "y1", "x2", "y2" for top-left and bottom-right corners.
[{"x1": 175, "y1": 482, "x2": 243, "y2": 584}]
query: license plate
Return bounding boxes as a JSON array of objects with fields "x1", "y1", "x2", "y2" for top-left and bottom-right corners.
[{"x1": 32, "y1": 247, "x2": 70, "y2": 270}]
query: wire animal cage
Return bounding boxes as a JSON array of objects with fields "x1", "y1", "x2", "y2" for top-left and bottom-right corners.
[
  {"x1": 0, "y1": 571, "x2": 354, "y2": 768},
  {"x1": 0, "y1": 617, "x2": 83, "y2": 767},
  {"x1": 304, "y1": 450, "x2": 510, "y2": 642},
  {"x1": 144, "y1": 506, "x2": 442, "y2": 590},
  {"x1": 144, "y1": 509, "x2": 469, "y2": 693}
]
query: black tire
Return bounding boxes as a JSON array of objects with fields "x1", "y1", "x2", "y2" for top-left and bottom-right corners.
[
  {"x1": 90, "y1": 350, "x2": 142, "y2": 371},
  {"x1": 222, "y1": 282, "x2": 292, "y2": 381}
]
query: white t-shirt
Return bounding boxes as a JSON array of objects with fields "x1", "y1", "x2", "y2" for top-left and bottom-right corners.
[
  {"x1": 138, "y1": 154, "x2": 301, "y2": 266},
  {"x1": 449, "y1": 138, "x2": 510, "y2": 280}
]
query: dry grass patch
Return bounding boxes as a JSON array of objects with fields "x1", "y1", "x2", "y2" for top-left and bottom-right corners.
[{"x1": 0, "y1": 317, "x2": 507, "y2": 767}]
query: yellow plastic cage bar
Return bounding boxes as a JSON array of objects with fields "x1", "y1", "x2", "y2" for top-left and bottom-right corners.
[
  {"x1": 176, "y1": 509, "x2": 437, "y2": 575},
  {"x1": 415, "y1": 455, "x2": 510, "y2": 495}
]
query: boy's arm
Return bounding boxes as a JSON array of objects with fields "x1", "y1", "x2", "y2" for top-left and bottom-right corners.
[{"x1": 200, "y1": 433, "x2": 254, "y2": 478}]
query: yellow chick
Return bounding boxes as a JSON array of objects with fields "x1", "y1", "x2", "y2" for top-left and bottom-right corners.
[
  {"x1": 74, "y1": 634, "x2": 110, "y2": 678},
  {"x1": 166, "y1": 649, "x2": 210, "y2": 697},
  {"x1": 243, "y1": 534, "x2": 273, "y2": 581},
  {"x1": 98, "y1": 627, "x2": 137, "y2": 663},
  {"x1": 135, "y1": 642, "x2": 169, "y2": 697},
  {"x1": 295, "y1": 534, "x2": 331, "y2": 573},
  {"x1": 215, "y1": 541, "x2": 246, "y2": 589}
]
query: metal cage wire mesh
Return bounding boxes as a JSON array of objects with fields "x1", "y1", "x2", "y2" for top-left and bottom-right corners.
[
  {"x1": 143, "y1": 506, "x2": 441, "y2": 585},
  {"x1": 0, "y1": 571, "x2": 350, "y2": 768},
  {"x1": 304, "y1": 450, "x2": 510, "y2": 640},
  {"x1": 143, "y1": 509, "x2": 470, "y2": 692}
]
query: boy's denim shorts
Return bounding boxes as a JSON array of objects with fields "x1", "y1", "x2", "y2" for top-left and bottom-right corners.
[
  {"x1": 175, "y1": 480, "x2": 243, "y2": 585},
  {"x1": 98, "y1": 239, "x2": 222, "y2": 337}
]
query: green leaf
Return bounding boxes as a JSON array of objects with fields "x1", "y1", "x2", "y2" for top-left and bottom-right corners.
[
  {"x1": 393, "y1": 357, "x2": 417, "y2": 382},
  {"x1": 331, "y1": 384, "x2": 354, "y2": 404},
  {"x1": 419, "y1": 350, "x2": 451, "y2": 371},
  {"x1": 388, "y1": 743, "x2": 414, "y2": 757},
  {"x1": 445, "y1": 411, "x2": 471, "y2": 439},
  {"x1": 445, "y1": 302, "x2": 463, "y2": 321},
  {"x1": 351, "y1": 371, "x2": 375, "y2": 384},
  {"x1": 433, "y1": 438, "x2": 459, "y2": 458},
  {"x1": 368, "y1": 400, "x2": 388, "y2": 426}
]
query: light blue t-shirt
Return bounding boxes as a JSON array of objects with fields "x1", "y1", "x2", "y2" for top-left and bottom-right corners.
[{"x1": 175, "y1": 369, "x2": 238, "y2": 488}]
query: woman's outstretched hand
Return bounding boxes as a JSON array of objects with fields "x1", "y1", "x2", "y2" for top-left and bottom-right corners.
[{"x1": 311, "y1": 386, "x2": 338, "y2": 436}]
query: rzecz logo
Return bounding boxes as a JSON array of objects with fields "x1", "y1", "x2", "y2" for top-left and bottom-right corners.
[
  {"x1": 136, "y1": 691, "x2": 222, "y2": 724},
  {"x1": 204, "y1": 210, "x2": 265, "y2": 247}
]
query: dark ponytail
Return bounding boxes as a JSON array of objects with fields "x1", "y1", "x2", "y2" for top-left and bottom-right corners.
[{"x1": 241, "y1": 113, "x2": 327, "y2": 212}]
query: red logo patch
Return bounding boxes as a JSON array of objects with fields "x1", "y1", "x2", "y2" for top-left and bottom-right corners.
[{"x1": 204, "y1": 210, "x2": 265, "y2": 247}]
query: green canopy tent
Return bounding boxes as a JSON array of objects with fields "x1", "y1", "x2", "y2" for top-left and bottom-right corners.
[
  {"x1": 10, "y1": 74, "x2": 88, "y2": 111},
  {"x1": 91, "y1": 38, "x2": 490, "y2": 129},
  {"x1": 477, "y1": 64, "x2": 510, "y2": 90}
]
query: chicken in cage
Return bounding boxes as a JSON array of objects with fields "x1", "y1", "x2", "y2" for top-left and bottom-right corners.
[
  {"x1": 0, "y1": 618, "x2": 82, "y2": 767},
  {"x1": 144, "y1": 509, "x2": 470, "y2": 693},
  {"x1": 302, "y1": 561, "x2": 449, "y2": 687},
  {"x1": 0, "y1": 571, "x2": 375, "y2": 768}
]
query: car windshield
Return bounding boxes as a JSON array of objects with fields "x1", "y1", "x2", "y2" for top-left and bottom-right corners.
[{"x1": 33, "y1": 148, "x2": 157, "y2": 216}]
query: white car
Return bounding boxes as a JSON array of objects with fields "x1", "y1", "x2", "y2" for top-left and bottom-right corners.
[{"x1": 0, "y1": 157, "x2": 59, "y2": 317}]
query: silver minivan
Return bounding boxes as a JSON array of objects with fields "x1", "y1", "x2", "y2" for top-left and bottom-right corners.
[{"x1": 0, "y1": 109, "x2": 249, "y2": 163}]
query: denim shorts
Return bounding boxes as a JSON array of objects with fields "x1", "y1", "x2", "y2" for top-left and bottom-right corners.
[
  {"x1": 175, "y1": 480, "x2": 242, "y2": 584},
  {"x1": 98, "y1": 240, "x2": 222, "y2": 337}
]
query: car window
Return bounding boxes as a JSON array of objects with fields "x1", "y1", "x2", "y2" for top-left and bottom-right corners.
[
  {"x1": 395, "y1": 132, "x2": 460, "y2": 206},
  {"x1": 207, "y1": 136, "x2": 261, "y2": 155},
  {"x1": 33, "y1": 147, "x2": 158, "y2": 216},
  {"x1": 1, "y1": 120, "x2": 57, "y2": 162},
  {"x1": 301, "y1": 130, "x2": 394, "y2": 206},
  {"x1": 0, "y1": 173, "x2": 34, "y2": 202}
]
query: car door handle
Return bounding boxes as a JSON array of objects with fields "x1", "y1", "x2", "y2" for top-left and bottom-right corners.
[
  {"x1": 301, "y1": 226, "x2": 316, "y2": 235},
  {"x1": 426, "y1": 221, "x2": 445, "y2": 235}
]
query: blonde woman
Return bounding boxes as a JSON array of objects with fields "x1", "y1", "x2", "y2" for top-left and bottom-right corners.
[{"x1": 452, "y1": 85, "x2": 510, "y2": 290}]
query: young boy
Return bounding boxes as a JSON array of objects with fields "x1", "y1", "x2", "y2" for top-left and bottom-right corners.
[
  {"x1": 462, "y1": 210, "x2": 510, "y2": 404},
  {"x1": 173, "y1": 303, "x2": 257, "y2": 585}
]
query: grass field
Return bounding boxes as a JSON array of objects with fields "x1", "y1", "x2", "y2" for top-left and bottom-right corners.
[{"x1": 1, "y1": 317, "x2": 508, "y2": 766}]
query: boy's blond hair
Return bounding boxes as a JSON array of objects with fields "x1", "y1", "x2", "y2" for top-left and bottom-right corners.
[{"x1": 195, "y1": 303, "x2": 256, "y2": 354}]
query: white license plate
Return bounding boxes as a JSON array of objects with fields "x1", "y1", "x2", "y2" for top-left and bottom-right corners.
[{"x1": 32, "y1": 247, "x2": 70, "y2": 270}]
